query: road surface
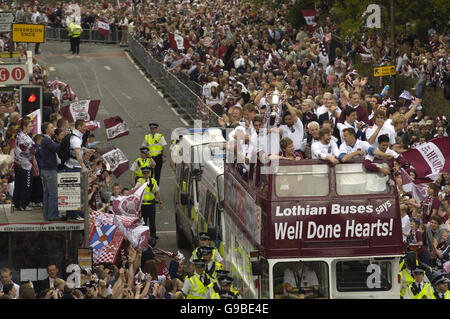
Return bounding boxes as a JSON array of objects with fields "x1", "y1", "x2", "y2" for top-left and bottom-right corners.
[{"x1": 38, "y1": 40, "x2": 192, "y2": 260}]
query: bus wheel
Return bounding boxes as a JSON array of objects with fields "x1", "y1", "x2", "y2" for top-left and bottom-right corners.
[{"x1": 176, "y1": 214, "x2": 191, "y2": 249}]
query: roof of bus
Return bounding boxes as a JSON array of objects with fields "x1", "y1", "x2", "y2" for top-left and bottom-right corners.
[{"x1": 180, "y1": 127, "x2": 225, "y2": 148}]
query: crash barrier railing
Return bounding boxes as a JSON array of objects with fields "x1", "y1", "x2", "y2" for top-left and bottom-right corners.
[
  {"x1": 45, "y1": 27, "x2": 123, "y2": 44},
  {"x1": 128, "y1": 34, "x2": 220, "y2": 127}
]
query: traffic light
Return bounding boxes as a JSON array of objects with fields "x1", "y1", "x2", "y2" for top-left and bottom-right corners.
[{"x1": 20, "y1": 85, "x2": 42, "y2": 116}]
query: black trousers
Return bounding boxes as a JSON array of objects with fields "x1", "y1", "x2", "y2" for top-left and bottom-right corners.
[
  {"x1": 73, "y1": 37, "x2": 80, "y2": 54},
  {"x1": 13, "y1": 167, "x2": 32, "y2": 209},
  {"x1": 31, "y1": 175, "x2": 43, "y2": 203},
  {"x1": 35, "y1": 42, "x2": 40, "y2": 54},
  {"x1": 141, "y1": 202, "x2": 156, "y2": 238},
  {"x1": 70, "y1": 36, "x2": 74, "y2": 53},
  {"x1": 152, "y1": 154, "x2": 163, "y2": 185}
]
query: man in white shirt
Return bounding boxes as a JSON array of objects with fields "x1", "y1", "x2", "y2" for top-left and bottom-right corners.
[
  {"x1": 283, "y1": 262, "x2": 320, "y2": 297},
  {"x1": 365, "y1": 110, "x2": 396, "y2": 148},
  {"x1": 336, "y1": 106, "x2": 364, "y2": 143},
  {"x1": 311, "y1": 127, "x2": 339, "y2": 164},
  {"x1": 363, "y1": 134, "x2": 399, "y2": 176},
  {"x1": 277, "y1": 100, "x2": 305, "y2": 153},
  {"x1": 0, "y1": 268, "x2": 20, "y2": 299},
  {"x1": 64, "y1": 120, "x2": 88, "y2": 174},
  {"x1": 338, "y1": 127, "x2": 374, "y2": 162}
]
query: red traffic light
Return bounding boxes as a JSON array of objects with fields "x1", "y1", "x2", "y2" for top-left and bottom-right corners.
[{"x1": 27, "y1": 94, "x2": 37, "y2": 103}]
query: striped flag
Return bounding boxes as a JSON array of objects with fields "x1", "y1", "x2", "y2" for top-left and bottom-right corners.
[
  {"x1": 400, "y1": 168, "x2": 428, "y2": 203},
  {"x1": 98, "y1": 146, "x2": 129, "y2": 178},
  {"x1": 104, "y1": 116, "x2": 129, "y2": 140},
  {"x1": 112, "y1": 183, "x2": 147, "y2": 218},
  {"x1": 60, "y1": 100, "x2": 100, "y2": 123},
  {"x1": 301, "y1": 9, "x2": 317, "y2": 31},
  {"x1": 168, "y1": 32, "x2": 190, "y2": 51},
  {"x1": 402, "y1": 137, "x2": 450, "y2": 182},
  {"x1": 98, "y1": 20, "x2": 110, "y2": 36}
]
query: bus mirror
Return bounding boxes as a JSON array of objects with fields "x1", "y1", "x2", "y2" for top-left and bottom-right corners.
[
  {"x1": 405, "y1": 251, "x2": 417, "y2": 269},
  {"x1": 180, "y1": 192, "x2": 189, "y2": 206},
  {"x1": 251, "y1": 261, "x2": 262, "y2": 276}
]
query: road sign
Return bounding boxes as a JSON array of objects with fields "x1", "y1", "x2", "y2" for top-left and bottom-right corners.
[
  {"x1": 12, "y1": 23, "x2": 45, "y2": 43},
  {"x1": 373, "y1": 65, "x2": 396, "y2": 77},
  {"x1": 0, "y1": 64, "x2": 29, "y2": 85},
  {"x1": 58, "y1": 172, "x2": 82, "y2": 211},
  {"x1": 0, "y1": 12, "x2": 14, "y2": 24}
]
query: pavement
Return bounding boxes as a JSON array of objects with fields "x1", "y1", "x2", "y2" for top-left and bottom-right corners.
[{"x1": 15, "y1": 40, "x2": 192, "y2": 258}]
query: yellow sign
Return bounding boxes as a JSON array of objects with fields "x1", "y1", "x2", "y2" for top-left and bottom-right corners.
[
  {"x1": 12, "y1": 24, "x2": 45, "y2": 43},
  {"x1": 373, "y1": 65, "x2": 396, "y2": 77},
  {"x1": 0, "y1": 52, "x2": 20, "y2": 58}
]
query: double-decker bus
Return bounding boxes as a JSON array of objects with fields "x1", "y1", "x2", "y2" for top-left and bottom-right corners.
[{"x1": 221, "y1": 159, "x2": 405, "y2": 299}]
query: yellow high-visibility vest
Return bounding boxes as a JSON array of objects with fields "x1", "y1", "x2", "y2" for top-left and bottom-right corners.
[
  {"x1": 186, "y1": 273, "x2": 209, "y2": 299},
  {"x1": 68, "y1": 22, "x2": 74, "y2": 36},
  {"x1": 144, "y1": 133, "x2": 164, "y2": 157},
  {"x1": 137, "y1": 177, "x2": 157, "y2": 205},
  {"x1": 407, "y1": 282, "x2": 433, "y2": 299},
  {"x1": 134, "y1": 157, "x2": 152, "y2": 178},
  {"x1": 72, "y1": 24, "x2": 82, "y2": 38},
  {"x1": 399, "y1": 268, "x2": 415, "y2": 298}
]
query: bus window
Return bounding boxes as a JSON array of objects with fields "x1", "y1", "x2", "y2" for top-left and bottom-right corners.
[
  {"x1": 272, "y1": 261, "x2": 329, "y2": 299},
  {"x1": 275, "y1": 165, "x2": 329, "y2": 197},
  {"x1": 335, "y1": 163, "x2": 390, "y2": 195},
  {"x1": 335, "y1": 260, "x2": 393, "y2": 292},
  {"x1": 204, "y1": 190, "x2": 217, "y2": 226}
]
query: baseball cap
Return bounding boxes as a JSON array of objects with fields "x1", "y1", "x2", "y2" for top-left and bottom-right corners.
[
  {"x1": 149, "y1": 123, "x2": 159, "y2": 129},
  {"x1": 199, "y1": 232, "x2": 211, "y2": 240},
  {"x1": 140, "y1": 147, "x2": 149, "y2": 153}
]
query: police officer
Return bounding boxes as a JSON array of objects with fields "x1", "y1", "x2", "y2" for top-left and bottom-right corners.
[
  {"x1": 182, "y1": 259, "x2": 211, "y2": 299},
  {"x1": 130, "y1": 147, "x2": 156, "y2": 187},
  {"x1": 432, "y1": 275, "x2": 450, "y2": 299},
  {"x1": 199, "y1": 246, "x2": 224, "y2": 282},
  {"x1": 215, "y1": 270, "x2": 240, "y2": 296},
  {"x1": 399, "y1": 257, "x2": 417, "y2": 299},
  {"x1": 405, "y1": 268, "x2": 433, "y2": 299},
  {"x1": 136, "y1": 167, "x2": 163, "y2": 239},
  {"x1": 205, "y1": 275, "x2": 241, "y2": 299},
  {"x1": 142, "y1": 123, "x2": 167, "y2": 186},
  {"x1": 190, "y1": 232, "x2": 223, "y2": 263},
  {"x1": 71, "y1": 21, "x2": 82, "y2": 55}
]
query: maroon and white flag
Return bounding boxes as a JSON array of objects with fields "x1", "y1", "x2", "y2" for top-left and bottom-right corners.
[
  {"x1": 301, "y1": 9, "x2": 317, "y2": 31},
  {"x1": 98, "y1": 20, "x2": 110, "y2": 36},
  {"x1": 402, "y1": 137, "x2": 450, "y2": 182},
  {"x1": 169, "y1": 32, "x2": 190, "y2": 51},
  {"x1": 98, "y1": 146, "x2": 129, "y2": 178},
  {"x1": 112, "y1": 183, "x2": 147, "y2": 218},
  {"x1": 85, "y1": 120, "x2": 101, "y2": 131},
  {"x1": 60, "y1": 100, "x2": 100, "y2": 123},
  {"x1": 104, "y1": 116, "x2": 129, "y2": 140},
  {"x1": 113, "y1": 214, "x2": 149, "y2": 251},
  {"x1": 400, "y1": 168, "x2": 428, "y2": 203}
]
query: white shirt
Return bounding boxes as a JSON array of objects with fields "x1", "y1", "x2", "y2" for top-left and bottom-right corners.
[
  {"x1": 336, "y1": 120, "x2": 360, "y2": 143},
  {"x1": 401, "y1": 214, "x2": 411, "y2": 242},
  {"x1": 365, "y1": 123, "x2": 396, "y2": 147},
  {"x1": 365, "y1": 147, "x2": 399, "y2": 162},
  {"x1": 65, "y1": 129, "x2": 83, "y2": 168},
  {"x1": 280, "y1": 118, "x2": 305, "y2": 151},
  {"x1": 0, "y1": 281, "x2": 19, "y2": 299},
  {"x1": 338, "y1": 140, "x2": 372, "y2": 159},
  {"x1": 311, "y1": 140, "x2": 339, "y2": 160},
  {"x1": 283, "y1": 266, "x2": 319, "y2": 295},
  {"x1": 315, "y1": 104, "x2": 328, "y2": 117}
]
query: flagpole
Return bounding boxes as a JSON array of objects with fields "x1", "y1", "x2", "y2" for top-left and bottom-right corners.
[
  {"x1": 390, "y1": 0, "x2": 396, "y2": 98},
  {"x1": 82, "y1": 173, "x2": 90, "y2": 248}
]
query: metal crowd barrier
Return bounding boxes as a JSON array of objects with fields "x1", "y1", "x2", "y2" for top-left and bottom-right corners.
[
  {"x1": 128, "y1": 34, "x2": 219, "y2": 127},
  {"x1": 45, "y1": 27, "x2": 121, "y2": 44}
]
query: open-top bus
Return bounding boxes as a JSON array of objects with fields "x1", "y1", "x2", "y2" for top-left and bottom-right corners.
[{"x1": 221, "y1": 159, "x2": 405, "y2": 299}]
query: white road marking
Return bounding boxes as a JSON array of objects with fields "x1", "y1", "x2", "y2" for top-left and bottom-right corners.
[
  {"x1": 171, "y1": 107, "x2": 179, "y2": 116},
  {"x1": 49, "y1": 67, "x2": 56, "y2": 72},
  {"x1": 157, "y1": 91, "x2": 164, "y2": 98},
  {"x1": 139, "y1": 70, "x2": 145, "y2": 76},
  {"x1": 104, "y1": 65, "x2": 112, "y2": 71},
  {"x1": 121, "y1": 93, "x2": 133, "y2": 100},
  {"x1": 157, "y1": 230, "x2": 176, "y2": 234}
]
